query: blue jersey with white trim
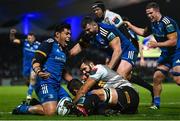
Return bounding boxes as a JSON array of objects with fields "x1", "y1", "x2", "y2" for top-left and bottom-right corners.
[
  {"x1": 148, "y1": 16, "x2": 180, "y2": 54},
  {"x1": 36, "y1": 38, "x2": 66, "y2": 84},
  {"x1": 91, "y1": 23, "x2": 137, "y2": 56},
  {"x1": 23, "y1": 39, "x2": 40, "y2": 70}
]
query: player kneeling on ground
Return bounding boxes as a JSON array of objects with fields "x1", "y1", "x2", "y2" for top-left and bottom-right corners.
[{"x1": 12, "y1": 22, "x2": 71, "y2": 116}]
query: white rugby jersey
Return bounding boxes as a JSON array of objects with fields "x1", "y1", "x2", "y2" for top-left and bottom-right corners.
[
  {"x1": 102, "y1": 10, "x2": 123, "y2": 28},
  {"x1": 89, "y1": 64, "x2": 132, "y2": 88}
]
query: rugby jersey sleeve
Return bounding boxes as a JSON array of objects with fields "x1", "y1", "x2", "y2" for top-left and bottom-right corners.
[
  {"x1": 162, "y1": 17, "x2": 177, "y2": 35},
  {"x1": 33, "y1": 38, "x2": 54, "y2": 65}
]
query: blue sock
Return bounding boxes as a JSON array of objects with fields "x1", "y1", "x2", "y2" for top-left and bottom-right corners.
[
  {"x1": 18, "y1": 104, "x2": 30, "y2": 114},
  {"x1": 27, "y1": 84, "x2": 34, "y2": 96},
  {"x1": 154, "y1": 96, "x2": 160, "y2": 107}
]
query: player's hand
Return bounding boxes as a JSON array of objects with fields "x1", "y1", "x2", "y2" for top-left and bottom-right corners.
[
  {"x1": 123, "y1": 21, "x2": 131, "y2": 28},
  {"x1": 37, "y1": 71, "x2": 50, "y2": 79},
  {"x1": 148, "y1": 40, "x2": 158, "y2": 48},
  {"x1": 10, "y1": 28, "x2": 17, "y2": 34}
]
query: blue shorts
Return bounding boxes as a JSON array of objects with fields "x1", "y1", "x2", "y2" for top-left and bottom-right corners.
[
  {"x1": 35, "y1": 78, "x2": 69, "y2": 103},
  {"x1": 158, "y1": 50, "x2": 180, "y2": 68},
  {"x1": 121, "y1": 47, "x2": 138, "y2": 66},
  {"x1": 157, "y1": 53, "x2": 171, "y2": 68},
  {"x1": 172, "y1": 50, "x2": 180, "y2": 67},
  {"x1": 22, "y1": 66, "x2": 31, "y2": 77}
]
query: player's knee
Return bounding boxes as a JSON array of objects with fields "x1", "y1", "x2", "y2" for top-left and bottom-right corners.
[
  {"x1": 175, "y1": 78, "x2": 180, "y2": 86},
  {"x1": 43, "y1": 103, "x2": 57, "y2": 116},
  {"x1": 171, "y1": 71, "x2": 180, "y2": 86},
  {"x1": 153, "y1": 71, "x2": 165, "y2": 84}
]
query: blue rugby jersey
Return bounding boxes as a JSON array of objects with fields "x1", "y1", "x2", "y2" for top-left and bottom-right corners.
[
  {"x1": 35, "y1": 38, "x2": 67, "y2": 84},
  {"x1": 147, "y1": 16, "x2": 180, "y2": 54},
  {"x1": 23, "y1": 39, "x2": 40, "y2": 76},
  {"x1": 92, "y1": 23, "x2": 138, "y2": 56}
]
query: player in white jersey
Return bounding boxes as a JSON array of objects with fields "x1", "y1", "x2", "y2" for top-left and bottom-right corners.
[{"x1": 73, "y1": 51, "x2": 139, "y2": 115}]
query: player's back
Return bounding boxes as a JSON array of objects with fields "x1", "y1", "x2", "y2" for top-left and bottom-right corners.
[{"x1": 90, "y1": 64, "x2": 132, "y2": 88}]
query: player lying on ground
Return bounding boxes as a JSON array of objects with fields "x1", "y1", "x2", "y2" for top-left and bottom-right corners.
[{"x1": 66, "y1": 51, "x2": 139, "y2": 116}]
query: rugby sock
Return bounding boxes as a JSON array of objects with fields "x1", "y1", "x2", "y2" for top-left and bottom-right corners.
[
  {"x1": 154, "y1": 96, "x2": 160, "y2": 108},
  {"x1": 130, "y1": 75, "x2": 154, "y2": 99},
  {"x1": 27, "y1": 84, "x2": 34, "y2": 97}
]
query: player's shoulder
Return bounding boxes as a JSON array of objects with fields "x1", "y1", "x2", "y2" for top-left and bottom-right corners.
[
  {"x1": 105, "y1": 9, "x2": 119, "y2": 17},
  {"x1": 95, "y1": 64, "x2": 107, "y2": 72},
  {"x1": 99, "y1": 23, "x2": 115, "y2": 32},
  {"x1": 161, "y1": 16, "x2": 176, "y2": 25},
  {"x1": 34, "y1": 41, "x2": 41, "y2": 45},
  {"x1": 45, "y1": 38, "x2": 55, "y2": 43},
  {"x1": 39, "y1": 38, "x2": 55, "y2": 48}
]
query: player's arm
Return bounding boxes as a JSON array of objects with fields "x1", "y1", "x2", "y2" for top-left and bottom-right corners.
[
  {"x1": 69, "y1": 42, "x2": 82, "y2": 57},
  {"x1": 9, "y1": 28, "x2": 21, "y2": 44},
  {"x1": 69, "y1": 31, "x2": 90, "y2": 57},
  {"x1": 32, "y1": 39, "x2": 53, "y2": 79},
  {"x1": 149, "y1": 23, "x2": 177, "y2": 48},
  {"x1": 123, "y1": 21, "x2": 150, "y2": 37},
  {"x1": 157, "y1": 33, "x2": 177, "y2": 47},
  {"x1": 106, "y1": 30, "x2": 121, "y2": 69},
  {"x1": 108, "y1": 37, "x2": 121, "y2": 69},
  {"x1": 73, "y1": 77, "x2": 96, "y2": 103}
]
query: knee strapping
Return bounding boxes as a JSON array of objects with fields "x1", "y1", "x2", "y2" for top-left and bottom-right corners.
[
  {"x1": 155, "y1": 68, "x2": 168, "y2": 76},
  {"x1": 103, "y1": 88, "x2": 113, "y2": 104},
  {"x1": 171, "y1": 71, "x2": 180, "y2": 76}
]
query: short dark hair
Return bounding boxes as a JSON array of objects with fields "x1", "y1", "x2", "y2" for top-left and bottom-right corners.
[
  {"x1": 146, "y1": 2, "x2": 160, "y2": 10},
  {"x1": 28, "y1": 32, "x2": 35, "y2": 36},
  {"x1": 81, "y1": 16, "x2": 95, "y2": 29},
  {"x1": 91, "y1": 1, "x2": 105, "y2": 11},
  {"x1": 54, "y1": 22, "x2": 71, "y2": 36},
  {"x1": 67, "y1": 79, "x2": 83, "y2": 96},
  {"x1": 80, "y1": 48, "x2": 107, "y2": 65}
]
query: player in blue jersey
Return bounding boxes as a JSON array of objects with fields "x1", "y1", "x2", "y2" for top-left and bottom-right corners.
[
  {"x1": 70, "y1": 16, "x2": 138, "y2": 80},
  {"x1": 10, "y1": 29, "x2": 40, "y2": 101},
  {"x1": 12, "y1": 23, "x2": 71, "y2": 115},
  {"x1": 91, "y1": 1, "x2": 154, "y2": 104},
  {"x1": 124, "y1": 2, "x2": 180, "y2": 109}
]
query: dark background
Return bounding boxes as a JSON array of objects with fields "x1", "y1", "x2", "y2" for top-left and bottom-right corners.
[{"x1": 0, "y1": 0, "x2": 178, "y2": 84}]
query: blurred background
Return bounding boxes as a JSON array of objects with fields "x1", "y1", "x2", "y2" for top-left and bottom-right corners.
[{"x1": 0, "y1": 0, "x2": 179, "y2": 85}]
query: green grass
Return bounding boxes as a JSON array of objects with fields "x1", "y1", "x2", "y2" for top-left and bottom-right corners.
[{"x1": 0, "y1": 83, "x2": 180, "y2": 120}]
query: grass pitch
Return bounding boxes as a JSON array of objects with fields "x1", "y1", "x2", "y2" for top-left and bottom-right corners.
[{"x1": 0, "y1": 83, "x2": 180, "y2": 120}]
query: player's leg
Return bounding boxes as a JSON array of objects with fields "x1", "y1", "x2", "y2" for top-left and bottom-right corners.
[
  {"x1": 26, "y1": 70, "x2": 36, "y2": 100},
  {"x1": 150, "y1": 65, "x2": 169, "y2": 109},
  {"x1": 35, "y1": 83, "x2": 58, "y2": 115},
  {"x1": 12, "y1": 101, "x2": 57, "y2": 115},
  {"x1": 172, "y1": 66, "x2": 180, "y2": 85},
  {"x1": 22, "y1": 65, "x2": 31, "y2": 86},
  {"x1": 116, "y1": 59, "x2": 132, "y2": 79},
  {"x1": 115, "y1": 86, "x2": 139, "y2": 114},
  {"x1": 118, "y1": 50, "x2": 154, "y2": 104},
  {"x1": 13, "y1": 82, "x2": 58, "y2": 115},
  {"x1": 172, "y1": 53, "x2": 180, "y2": 85}
]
